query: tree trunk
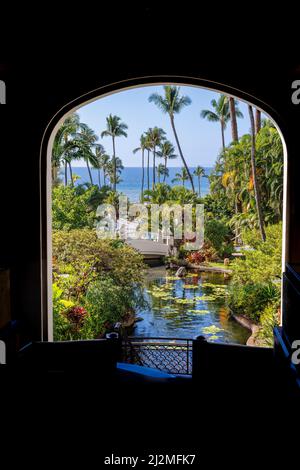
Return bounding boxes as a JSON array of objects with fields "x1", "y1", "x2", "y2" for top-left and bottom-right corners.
[
  {"x1": 147, "y1": 149, "x2": 150, "y2": 191},
  {"x1": 170, "y1": 115, "x2": 195, "y2": 192},
  {"x1": 198, "y1": 176, "x2": 201, "y2": 197},
  {"x1": 112, "y1": 135, "x2": 116, "y2": 191},
  {"x1": 255, "y1": 109, "x2": 261, "y2": 135},
  {"x1": 248, "y1": 105, "x2": 266, "y2": 242},
  {"x1": 68, "y1": 162, "x2": 74, "y2": 187},
  {"x1": 229, "y1": 97, "x2": 238, "y2": 141},
  {"x1": 98, "y1": 169, "x2": 101, "y2": 188},
  {"x1": 141, "y1": 148, "x2": 145, "y2": 201},
  {"x1": 52, "y1": 164, "x2": 58, "y2": 184},
  {"x1": 87, "y1": 160, "x2": 93, "y2": 185},
  {"x1": 221, "y1": 121, "x2": 226, "y2": 150},
  {"x1": 64, "y1": 161, "x2": 68, "y2": 186},
  {"x1": 163, "y1": 157, "x2": 167, "y2": 182},
  {"x1": 152, "y1": 147, "x2": 156, "y2": 188}
]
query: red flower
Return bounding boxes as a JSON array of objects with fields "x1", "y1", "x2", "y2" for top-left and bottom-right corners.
[{"x1": 67, "y1": 306, "x2": 88, "y2": 326}]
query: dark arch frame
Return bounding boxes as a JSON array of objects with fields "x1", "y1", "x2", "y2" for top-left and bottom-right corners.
[{"x1": 40, "y1": 75, "x2": 288, "y2": 341}]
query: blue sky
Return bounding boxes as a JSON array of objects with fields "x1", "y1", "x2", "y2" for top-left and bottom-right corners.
[{"x1": 75, "y1": 85, "x2": 267, "y2": 168}]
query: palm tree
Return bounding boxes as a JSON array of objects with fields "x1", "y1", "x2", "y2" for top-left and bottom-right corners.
[
  {"x1": 255, "y1": 109, "x2": 261, "y2": 134},
  {"x1": 143, "y1": 183, "x2": 171, "y2": 205},
  {"x1": 94, "y1": 144, "x2": 109, "y2": 188},
  {"x1": 52, "y1": 113, "x2": 81, "y2": 186},
  {"x1": 228, "y1": 97, "x2": 243, "y2": 142},
  {"x1": 248, "y1": 105, "x2": 266, "y2": 241},
  {"x1": 106, "y1": 157, "x2": 124, "y2": 189},
  {"x1": 149, "y1": 86, "x2": 195, "y2": 192},
  {"x1": 78, "y1": 124, "x2": 99, "y2": 185},
  {"x1": 133, "y1": 134, "x2": 147, "y2": 201},
  {"x1": 157, "y1": 163, "x2": 169, "y2": 183},
  {"x1": 99, "y1": 154, "x2": 111, "y2": 186},
  {"x1": 193, "y1": 166, "x2": 206, "y2": 197},
  {"x1": 156, "y1": 140, "x2": 177, "y2": 181},
  {"x1": 172, "y1": 167, "x2": 189, "y2": 187},
  {"x1": 200, "y1": 94, "x2": 230, "y2": 150},
  {"x1": 101, "y1": 114, "x2": 128, "y2": 191},
  {"x1": 146, "y1": 127, "x2": 166, "y2": 188},
  {"x1": 145, "y1": 134, "x2": 152, "y2": 191}
]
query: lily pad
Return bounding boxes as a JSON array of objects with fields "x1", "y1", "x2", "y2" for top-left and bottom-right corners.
[
  {"x1": 208, "y1": 335, "x2": 220, "y2": 341},
  {"x1": 188, "y1": 309, "x2": 210, "y2": 315},
  {"x1": 202, "y1": 325, "x2": 224, "y2": 335},
  {"x1": 175, "y1": 298, "x2": 195, "y2": 304}
]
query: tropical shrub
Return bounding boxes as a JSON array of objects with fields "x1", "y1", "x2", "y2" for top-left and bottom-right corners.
[
  {"x1": 52, "y1": 184, "x2": 109, "y2": 230},
  {"x1": 186, "y1": 243, "x2": 217, "y2": 264},
  {"x1": 227, "y1": 223, "x2": 282, "y2": 344},
  {"x1": 204, "y1": 219, "x2": 233, "y2": 258},
  {"x1": 186, "y1": 251, "x2": 205, "y2": 265},
  {"x1": 52, "y1": 229, "x2": 146, "y2": 340},
  {"x1": 228, "y1": 281, "x2": 280, "y2": 322}
]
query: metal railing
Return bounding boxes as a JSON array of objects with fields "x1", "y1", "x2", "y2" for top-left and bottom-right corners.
[{"x1": 122, "y1": 337, "x2": 193, "y2": 375}]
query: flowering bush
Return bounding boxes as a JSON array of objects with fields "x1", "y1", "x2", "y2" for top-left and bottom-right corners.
[
  {"x1": 186, "y1": 243, "x2": 217, "y2": 264},
  {"x1": 52, "y1": 229, "x2": 147, "y2": 340},
  {"x1": 66, "y1": 306, "x2": 88, "y2": 327},
  {"x1": 186, "y1": 251, "x2": 205, "y2": 265}
]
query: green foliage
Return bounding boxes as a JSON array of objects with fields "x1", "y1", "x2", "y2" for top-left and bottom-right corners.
[
  {"x1": 228, "y1": 281, "x2": 280, "y2": 322},
  {"x1": 52, "y1": 185, "x2": 110, "y2": 230},
  {"x1": 52, "y1": 283, "x2": 75, "y2": 340},
  {"x1": 256, "y1": 300, "x2": 280, "y2": 346},
  {"x1": 84, "y1": 278, "x2": 142, "y2": 335},
  {"x1": 205, "y1": 219, "x2": 233, "y2": 258},
  {"x1": 203, "y1": 192, "x2": 233, "y2": 223},
  {"x1": 52, "y1": 229, "x2": 146, "y2": 340},
  {"x1": 227, "y1": 223, "x2": 282, "y2": 342},
  {"x1": 232, "y1": 223, "x2": 282, "y2": 284},
  {"x1": 206, "y1": 123, "x2": 283, "y2": 234}
]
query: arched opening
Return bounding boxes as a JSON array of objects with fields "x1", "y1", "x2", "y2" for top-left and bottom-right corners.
[{"x1": 41, "y1": 77, "x2": 288, "y2": 371}]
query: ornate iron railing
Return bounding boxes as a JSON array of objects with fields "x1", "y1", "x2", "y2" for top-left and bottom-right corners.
[{"x1": 122, "y1": 337, "x2": 193, "y2": 375}]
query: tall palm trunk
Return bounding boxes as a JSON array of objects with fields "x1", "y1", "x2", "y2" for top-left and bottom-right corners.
[
  {"x1": 255, "y1": 109, "x2": 261, "y2": 134},
  {"x1": 86, "y1": 160, "x2": 93, "y2": 185},
  {"x1": 152, "y1": 147, "x2": 156, "y2": 188},
  {"x1": 170, "y1": 115, "x2": 195, "y2": 192},
  {"x1": 141, "y1": 148, "x2": 145, "y2": 201},
  {"x1": 52, "y1": 164, "x2": 58, "y2": 184},
  {"x1": 221, "y1": 121, "x2": 226, "y2": 150},
  {"x1": 163, "y1": 157, "x2": 167, "y2": 182},
  {"x1": 229, "y1": 98, "x2": 241, "y2": 240},
  {"x1": 98, "y1": 169, "x2": 101, "y2": 188},
  {"x1": 112, "y1": 135, "x2": 116, "y2": 191},
  {"x1": 147, "y1": 149, "x2": 150, "y2": 191},
  {"x1": 64, "y1": 161, "x2": 68, "y2": 186},
  {"x1": 248, "y1": 105, "x2": 266, "y2": 242},
  {"x1": 198, "y1": 176, "x2": 201, "y2": 197},
  {"x1": 229, "y1": 97, "x2": 239, "y2": 141},
  {"x1": 68, "y1": 162, "x2": 74, "y2": 187}
]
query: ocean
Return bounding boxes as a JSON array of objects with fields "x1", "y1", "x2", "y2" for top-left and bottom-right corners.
[{"x1": 61, "y1": 167, "x2": 212, "y2": 202}]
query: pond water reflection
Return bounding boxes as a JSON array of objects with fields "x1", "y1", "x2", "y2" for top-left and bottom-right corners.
[{"x1": 133, "y1": 267, "x2": 250, "y2": 344}]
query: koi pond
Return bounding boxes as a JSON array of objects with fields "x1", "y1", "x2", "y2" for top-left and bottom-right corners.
[{"x1": 133, "y1": 267, "x2": 250, "y2": 344}]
